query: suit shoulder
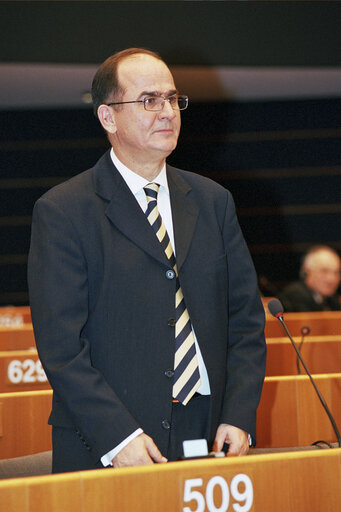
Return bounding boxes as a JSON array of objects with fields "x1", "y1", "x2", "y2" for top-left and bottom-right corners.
[
  {"x1": 42, "y1": 168, "x2": 93, "y2": 199},
  {"x1": 279, "y1": 281, "x2": 307, "y2": 296},
  {"x1": 168, "y1": 165, "x2": 230, "y2": 198},
  {"x1": 36, "y1": 168, "x2": 94, "y2": 209},
  {"x1": 277, "y1": 281, "x2": 314, "y2": 311}
]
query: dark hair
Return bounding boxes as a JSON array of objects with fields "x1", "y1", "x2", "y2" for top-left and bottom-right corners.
[{"x1": 91, "y1": 48, "x2": 163, "y2": 117}]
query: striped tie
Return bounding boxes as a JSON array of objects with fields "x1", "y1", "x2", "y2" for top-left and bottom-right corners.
[{"x1": 144, "y1": 183, "x2": 201, "y2": 405}]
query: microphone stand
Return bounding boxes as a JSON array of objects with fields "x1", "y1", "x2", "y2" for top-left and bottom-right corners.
[
  {"x1": 296, "y1": 327, "x2": 310, "y2": 375},
  {"x1": 277, "y1": 315, "x2": 341, "y2": 447},
  {"x1": 296, "y1": 333, "x2": 303, "y2": 375}
]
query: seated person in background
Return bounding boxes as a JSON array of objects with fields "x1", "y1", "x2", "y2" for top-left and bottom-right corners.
[{"x1": 278, "y1": 245, "x2": 341, "y2": 312}]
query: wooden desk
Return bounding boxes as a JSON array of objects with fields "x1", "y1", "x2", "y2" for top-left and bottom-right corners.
[
  {"x1": 265, "y1": 311, "x2": 341, "y2": 337},
  {"x1": 1, "y1": 374, "x2": 340, "y2": 459},
  {"x1": 0, "y1": 391, "x2": 52, "y2": 458},
  {"x1": 266, "y1": 335, "x2": 341, "y2": 376},
  {"x1": 257, "y1": 373, "x2": 341, "y2": 448},
  {"x1": 0, "y1": 307, "x2": 31, "y2": 327},
  {"x1": 0, "y1": 325, "x2": 36, "y2": 351},
  {"x1": 0, "y1": 350, "x2": 50, "y2": 393},
  {"x1": 0, "y1": 448, "x2": 340, "y2": 511}
]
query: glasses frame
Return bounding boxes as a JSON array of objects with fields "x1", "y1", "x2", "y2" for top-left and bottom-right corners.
[{"x1": 106, "y1": 94, "x2": 188, "y2": 112}]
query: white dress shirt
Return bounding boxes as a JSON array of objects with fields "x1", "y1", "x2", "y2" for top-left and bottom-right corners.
[{"x1": 100, "y1": 149, "x2": 211, "y2": 466}]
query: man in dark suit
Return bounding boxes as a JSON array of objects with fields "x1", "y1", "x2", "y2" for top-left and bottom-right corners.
[
  {"x1": 278, "y1": 246, "x2": 341, "y2": 312},
  {"x1": 28, "y1": 48, "x2": 266, "y2": 472}
]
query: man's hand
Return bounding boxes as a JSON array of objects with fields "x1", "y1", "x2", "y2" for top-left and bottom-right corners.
[
  {"x1": 212, "y1": 424, "x2": 249, "y2": 457},
  {"x1": 112, "y1": 433, "x2": 168, "y2": 468}
]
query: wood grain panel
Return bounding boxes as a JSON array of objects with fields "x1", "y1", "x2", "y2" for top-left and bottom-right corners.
[
  {"x1": 0, "y1": 391, "x2": 52, "y2": 458},
  {"x1": 266, "y1": 335, "x2": 341, "y2": 375},
  {"x1": 0, "y1": 449, "x2": 340, "y2": 512}
]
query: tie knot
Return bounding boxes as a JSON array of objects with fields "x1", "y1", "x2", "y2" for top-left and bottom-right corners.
[{"x1": 144, "y1": 183, "x2": 160, "y2": 202}]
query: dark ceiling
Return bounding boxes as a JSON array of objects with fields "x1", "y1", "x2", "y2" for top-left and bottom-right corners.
[
  {"x1": 0, "y1": 2, "x2": 340, "y2": 109},
  {"x1": 1, "y1": 1, "x2": 340, "y2": 67}
]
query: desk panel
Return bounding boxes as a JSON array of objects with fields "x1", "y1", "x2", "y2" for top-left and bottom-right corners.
[
  {"x1": 266, "y1": 335, "x2": 341, "y2": 375},
  {"x1": 0, "y1": 449, "x2": 340, "y2": 512},
  {"x1": 265, "y1": 311, "x2": 341, "y2": 337},
  {"x1": 0, "y1": 350, "x2": 50, "y2": 393}
]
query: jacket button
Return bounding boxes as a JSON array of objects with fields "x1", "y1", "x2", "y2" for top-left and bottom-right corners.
[
  {"x1": 166, "y1": 270, "x2": 175, "y2": 280},
  {"x1": 165, "y1": 369, "x2": 174, "y2": 378},
  {"x1": 168, "y1": 318, "x2": 176, "y2": 327},
  {"x1": 161, "y1": 419, "x2": 171, "y2": 430}
]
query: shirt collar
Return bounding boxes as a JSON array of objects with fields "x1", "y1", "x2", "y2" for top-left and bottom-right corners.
[
  {"x1": 312, "y1": 290, "x2": 324, "y2": 304},
  {"x1": 110, "y1": 148, "x2": 169, "y2": 196}
]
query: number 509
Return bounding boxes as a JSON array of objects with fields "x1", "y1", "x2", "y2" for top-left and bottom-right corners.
[{"x1": 183, "y1": 474, "x2": 253, "y2": 512}]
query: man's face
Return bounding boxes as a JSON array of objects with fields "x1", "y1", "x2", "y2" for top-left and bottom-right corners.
[
  {"x1": 108, "y1": 54, "x2": 181, "y2": 169},
  {"x1": 304, "y1": 250, "x2": 341, "y2": 298}
]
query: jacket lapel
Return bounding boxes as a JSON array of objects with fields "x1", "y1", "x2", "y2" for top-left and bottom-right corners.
[
  {"x1": 167, "y1": 166, "x2": 199, "y2": 272},
  {"x1": 93, "y1": 151, "x2": 169, "y2": 267}
]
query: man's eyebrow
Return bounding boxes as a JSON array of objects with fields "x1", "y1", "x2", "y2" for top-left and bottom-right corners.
[{"x1": 137, "y1": 89, "x2": 178, "y2": 99}]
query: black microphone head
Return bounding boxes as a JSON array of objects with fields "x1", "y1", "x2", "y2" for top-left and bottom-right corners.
[{"x1": 268, "y1": 298, "x2": 284, "y2": 318}]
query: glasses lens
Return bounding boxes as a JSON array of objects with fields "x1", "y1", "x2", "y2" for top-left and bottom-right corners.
[
  {"x1": 167, "y1": 95, "x2": 179, "y2": 109},
  {"x1": 143, "y1": 95, "x2": 188, "y2": 111},
  {"x1": 177, "y1": 96, "x2": 188, "y2": 110},
  {"x1": 144, "y1": 97, "x2": 163, "y2": 111}
]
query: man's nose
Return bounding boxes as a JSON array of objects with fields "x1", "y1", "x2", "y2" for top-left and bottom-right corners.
[{"x1": 159, "y1": 99, "x2": 176, "y2": 118}]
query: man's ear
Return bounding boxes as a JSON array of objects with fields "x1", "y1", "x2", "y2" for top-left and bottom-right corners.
[{"x1": 97, "y1": 104, "x2": 117, "y2": 134}]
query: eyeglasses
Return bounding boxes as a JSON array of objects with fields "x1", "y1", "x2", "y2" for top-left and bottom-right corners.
[{"x1": 106, "y1": 94, "x2": 188, "y2": 112}]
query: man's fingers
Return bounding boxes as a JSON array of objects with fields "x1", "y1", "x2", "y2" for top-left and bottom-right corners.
[
  {"x1": 145, "y1": 435, "x2": 168, "y2": 463},
  {"x1": 213, "y1": 424, "x2": 249, "y2": 457},
  {"x1": 113, "y1": 433, "x2": 167, "y2": 467},
  {"x1": 212, "y1": 427, "x2": 226, "y2": 453},
  {"x1": 226, "y1": 438, "x2": 249, "y2": 457}
]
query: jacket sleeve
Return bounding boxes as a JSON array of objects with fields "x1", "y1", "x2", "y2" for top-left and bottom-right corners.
[
  {"x1": 28, "y1": 196, "x2": 140, "y2": 463},
  {"x1": 219, "y1": 191, "x2": 266, "y2": 443}
]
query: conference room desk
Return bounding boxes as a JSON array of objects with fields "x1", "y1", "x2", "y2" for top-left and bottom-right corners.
[
  {"x1": 0, "y1": 307, "x2": 31, "y2": 327},
  {"x1": 257, "y1": 373, "x2": 341, "y2": 448},
  {"x1": 0, "y1": 325, "x2": 35, "y2": 351},
  {"x1": 1, "y1": 448, "x2": 340, "y2": 512},
  {"x1": 0, "y1": 391, "x2": 52, "y2": 459},
  {"x1": 4, "y1": 310, "x2": 341, "y2": 351},
  {"x1": 0, "y1": 350, "x2": 50, "y2": 393},
  {"x1": 264, "y1": 310, "x2": 341, "y2": 337},
  {"x1": 265, "y1": 335, "x2": 341, "y2": 376},
  {"x1": 1, "y1": 373, "x2": 340, "y2": 459}
]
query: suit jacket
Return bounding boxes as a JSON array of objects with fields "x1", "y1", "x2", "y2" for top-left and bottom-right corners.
[
  {"x1": 28, "y1": 150, "x2": 266, "y2": 466},
  {"x1": 278, "y1": 280, "x2": 341, "y2": 312}
]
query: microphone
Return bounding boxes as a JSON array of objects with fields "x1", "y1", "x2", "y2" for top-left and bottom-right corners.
[
  {"x1": 297, "y1": 326, "x2": 311, "y2": 375},
  {"x1": 268, "y1": 299, "x2": 341, "y2": 447},
  {"x1": 301, "y1": 326, "x2": 311, "y2": 337}
]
